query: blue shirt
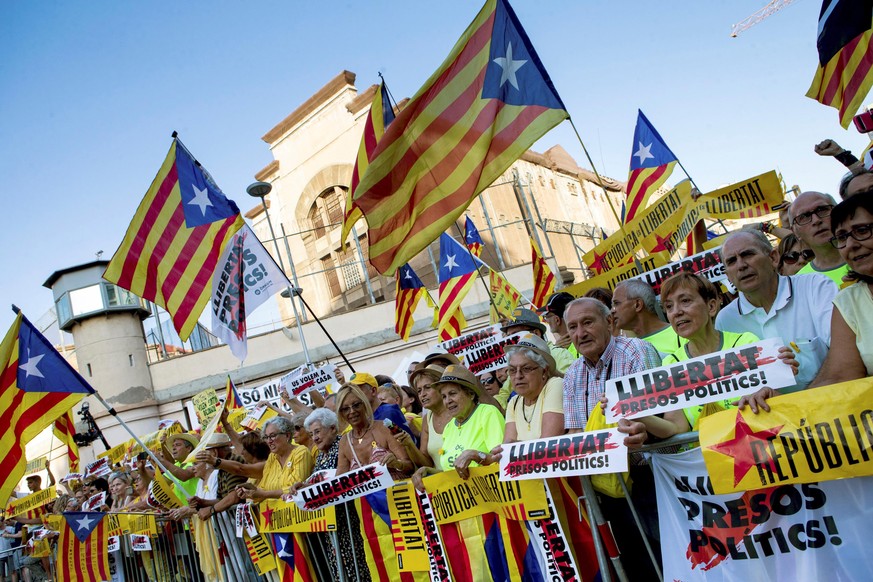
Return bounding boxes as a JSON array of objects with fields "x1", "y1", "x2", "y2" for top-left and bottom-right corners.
[{"x1": 374, "y1": 403, "x2": 416, "y2": 443}]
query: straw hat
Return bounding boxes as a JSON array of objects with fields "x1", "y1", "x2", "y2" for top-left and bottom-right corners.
[
  {"x1": 167, "y1": 433, "x2": 200, "y2": 449},
  {"x1": 408, "y1": 363, "x2": 447, "y2": 387},
  {"x1": 422, "y1": 347, "x2": 461, "y2": 367},
  {"x1": 204, "y1": 433, "x2": 232, "y2": 450},
  {"x1": 431, "y1": 365, "x2": 483, "y2": 399},
  {"x1": 500, "y1": 307, "x2": 547, "y2": 334}
]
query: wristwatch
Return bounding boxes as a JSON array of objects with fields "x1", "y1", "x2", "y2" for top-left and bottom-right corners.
[
  {"x1": 477, "y1": 451, "x2": 487, "y2": 462},
  {"x1": 213, "y1": 458, "x2": 222, "y2": 468}
]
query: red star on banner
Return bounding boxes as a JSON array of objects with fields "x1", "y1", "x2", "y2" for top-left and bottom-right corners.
[
  {"x1": 652, "y1": 232, "x2": 675, "y2": 254},
  {"x1": 261, "y1": 506, "x2": 274, "y2": 527},
  {"x1": 707, "y1": 412, "x2": 783, "y2": 487},
  {"x1": 588, "y1": 249, "x2": 607, "y2": 273}
]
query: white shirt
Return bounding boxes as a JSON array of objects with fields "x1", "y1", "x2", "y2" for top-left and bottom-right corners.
[
  {"x1": 715, "y1": 273, "x2": 836, "y2": 392},
  {"x1": 196, "y1": 469, "x2": 219, "y2": 501}
]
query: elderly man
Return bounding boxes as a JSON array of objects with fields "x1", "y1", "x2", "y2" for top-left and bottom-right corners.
[
  {"x1": 611, "y1": 279, "x2": 684, "y2": 358},
  {"x1": 789, "y1": 191, "x2": 849, "y2": 285},
  {"x1": 716, "y1": 230, "x2": 836, "y2": 395}
]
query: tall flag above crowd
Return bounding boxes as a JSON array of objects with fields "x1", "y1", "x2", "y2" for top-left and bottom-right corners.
[
  {"x1": 348, "y1": 0, "x2": 569, "y2": 276},
  {"x1": 103, "y1": 137, "x2": 245, "y2": 340},
  {"x1": 342, "y1": 80, "x2": 396, "y2": 243},
  {"x1": 530, "y1": 237, "x2": 555, "y2": 308},
  {"x1": 624, "y1": 110, "x2": 677, "y2": 224},
  {"x1": 53, "y1": 410, "x2": 80, "y2": 473},
  {"x1": 806, "y1": 0, "x2": 873, "y2": 128},
  {"x1": 0, "y1": 310, "x2": 95, "y2": 505},
  {"x1": 438, "y1": 234, "x2": 481, "y2": 340},
  {"x1": 394, "y1": 264, "x2": 436, "y2": 341},
  {"x1": 465, "y1": 216, "x2": 484, "y2": 257}
]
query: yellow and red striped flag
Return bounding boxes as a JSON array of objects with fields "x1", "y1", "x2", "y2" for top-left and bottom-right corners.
[
  {"x1": 343, "y1": 80, "x2": 396, "y2": 243},
  {"x1": 53, "y1": 410, "x2": 80, "y2": 473},
  {"x1": 0, "y1": 310, "x2": 93, "y2": 507},
  {"x1": 394, "y1": 264, "x2": 436, "y2": 341},
  {"x1": 488, "y1": 269, "x2": 522, "y2": 323},
  {"x1": 438, "y1": 234, "x2": 480, "y2": 340},
  {"x1": 57, "y1": 512, "x2": 110, "y2": 582},
  {"x1": 624, "y1": 110, "x2": 677, "y2": 224},
  {"x1": 103, "y1": 138, "x2": 245, "y2": 340},
  {"x1": 806, "y1": 0, "x2": 873, "y2": 128},
  {"x1": 225, "y1": 376, "x2": 244, "y2": 411},
  {"x1": 530, "y1": 237, "x2": 555, "y2": 309},
  {"x1": 351, "y1": 0, "x2": 568, "y2": 275}
]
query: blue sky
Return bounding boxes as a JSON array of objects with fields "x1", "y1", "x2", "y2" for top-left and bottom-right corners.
[{"x1": 1, "y1": 0, "x2": 868, "y2": 335}]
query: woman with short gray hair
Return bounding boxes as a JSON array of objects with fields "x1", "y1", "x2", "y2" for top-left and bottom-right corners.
[{"x1": 501, "y1": 333, "x2": 565, "y2": 442}]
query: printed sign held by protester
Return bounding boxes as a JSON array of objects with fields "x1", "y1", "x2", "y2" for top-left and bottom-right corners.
[{"x1": 499, "y1": 429, "x2": 627, "y2": 480}]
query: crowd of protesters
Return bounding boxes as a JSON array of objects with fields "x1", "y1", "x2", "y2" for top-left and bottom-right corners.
[{"x1": 4, "y1": 145, "x2": 872, "y2": 582}]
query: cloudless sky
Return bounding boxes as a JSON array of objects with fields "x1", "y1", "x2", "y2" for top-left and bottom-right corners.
[{"x1": 1, "y1": 0, "x2": 869, "y2": 335}]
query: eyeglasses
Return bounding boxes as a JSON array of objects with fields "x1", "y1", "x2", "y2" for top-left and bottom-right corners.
[
  {"x1": 830, "y1": 223, "x2": 873, "y2": 248},
  {"x1": 781, "y1": 249, "x2": 815, "y2": 264},
  {"x1": 793, "y1": 205, "x2": 833, "y2": 226},
  {"x1": 263, "y1": 432, "x2": 286, "y2": 441},
  {"x1": 292, "y1": 425, "x2": 304, "y2": 432},
  {"x1": 507, "y1": 365, "x2": 541, "y2": 377},
  {"x1": 339, "y1": 401, "x2": 365, "y2": 415},
  {"x1": 481, "y1": 376, "x2": 496, "y2": 385}
]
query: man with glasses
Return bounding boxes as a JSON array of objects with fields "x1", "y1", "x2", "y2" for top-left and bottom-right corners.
[
  {"x1": 716, "y1": 230, "x2": 836, "y2": 395},
  {"x1": 789, "y1": 191, "x2": 849, "y2": 285}
]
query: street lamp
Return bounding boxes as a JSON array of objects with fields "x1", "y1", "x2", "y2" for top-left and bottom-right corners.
[{"x1": 247, "y1": 181, "x2": 312, "y2": 365}]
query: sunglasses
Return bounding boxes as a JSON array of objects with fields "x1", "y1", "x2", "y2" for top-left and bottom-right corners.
[
  {"x1": 781, "y1": 249, "x2": 814, "y2": 264},
  {"x1": 481, "y1": 376, "x2": 497, "y2": 385}
]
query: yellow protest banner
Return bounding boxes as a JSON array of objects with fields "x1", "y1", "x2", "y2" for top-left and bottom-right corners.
[
  {"x1": 227, "y1": 409, "x2": 247, "y2": 434},
  {"x1": 192, "y1": 388, "x2": 221, "y2": 425},
  {"x1": 258, "y1": 498, "x2": 336, "y2": 533},
  {"x1": 701, "y1": 378, "x2": 873, "y2": 494},
  {"x1": 44, "y1": 514, "x2": 63, "y2": 532},
  {"x1": 185, "y1": 396, "x2": 229, "y2": 463},
  {"x1": 6, "y1": 486, "x2": 57, "y2": 518},
  {"x1": 127, "y1": 513, "x2": 158, "y2": 537},
  {"x1": 423, "y1": 464, "x2": 549, "y2": 524},
  {"x1": 244, "y1": 532, "x2": 278, "y2": 575},
  {"x1": 115, "y1": 514, "x2": 132, "y2": 535},
  {"x1": 106, "y1": 513, "x2": 123, "y2": 537},
  {"x1": 562, "y1": 252, "x2": 669, "y2": 298},
  {"x1": 98, "y1": 442, "x2": 129, "y2": 465},
  {"x1": 489, "y1": 270, "x2": 522, "y2": 323},
  {"x1": 25, "y1": 456, "x2": 47, "y2": 476},
  {"x1": 387, "y1": 482, "x2": 430, "y2": 571},
  {"x1": 150, "y1": 470, "x2": 184, "y2": 508},
  {"x1": 31, "y1": 539, "x2": 51, "y2": 558}
]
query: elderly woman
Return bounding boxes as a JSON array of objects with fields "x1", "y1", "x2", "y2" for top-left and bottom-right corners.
[
  {"x1": 777, "y1": 234, "x2": 814, "y2": 276},
  {"x1": 290, "y1": 411, "x2": 315, "y2": 454},
  {"x1": 412, "y1": 365, "x2": 505, "y2": 487},
  {"x1": 303, "y1": 408, "x2": 341, "y2": 481},
  {"x1": 503, "y1": 334, "x2": 565, "y2": 442},
  {"x1": 395, "y1": 364, "x2": 450, "y2": 468},
  {"x1": 336, "y1": 385, "x2": 413, "y2": 478},
  {"x1": 233, "y1": 416, "x2": 314, "y2": 502},
  {"x1": 808, "y1": 196, "x2": 873, "y2": 387}
]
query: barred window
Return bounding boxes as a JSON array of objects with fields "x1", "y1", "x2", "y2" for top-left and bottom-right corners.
[{"x1": 322, "y1": 256, "x2": 341, "y2": 298}]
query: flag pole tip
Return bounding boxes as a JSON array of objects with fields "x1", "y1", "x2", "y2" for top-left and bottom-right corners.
[
  {"x1": 171, "y1": 130, "x2": 178, "y2": 139},
  {"x1": 11, "y1": 304, "x2": 20, "y2": 314}
]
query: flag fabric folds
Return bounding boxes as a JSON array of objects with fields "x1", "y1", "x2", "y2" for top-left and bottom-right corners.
[
  {"x1": 343, "y1": 81, "x2": 397, "y2": 243},
  {"x1": 530, "y1": 237, "x2": 555, "y2": 309},
  {"x1": 351, "y1": 0, "x2": 569, "y2": 275},
  {"x1": 53, "y1": 410, "x2": 80, "y2": 473},
  {"x1": 438, "y1": 234, "x2": 481, "y2": 341},
  {"x1": 807, "y1": 0, "x2": 873, "y2": 128},
  {"x1": 488, "y1": 270, "x2": 522, "y2": 323},
  {"x1": 210, "y1": 224, "x2": 291, "y2": 362},
  {"x1": 464, "y1": 216, "x2": 484, "y2": 257},
  {"x1": 225, "y1": 376, "x2": 244, "y2": 411},
  {"x1": 395, "y1": 264, "x2": 435, "y2": 341},
  {"x1": 0, "y1": 311, "x2": 94, "y2": 506},
  {"x1": 103, "y1": 138, "x2": 245, "y2": 340},
  {"x1": 624, "y1": 110, "x2": 678, "y2": 224},
  {"x1": 57, "y1": 512, "x2": 110, "y2": 582}
]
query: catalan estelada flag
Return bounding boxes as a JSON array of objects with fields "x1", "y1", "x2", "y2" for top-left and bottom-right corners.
[
  {"x1": 395, "y1": 264, "x2": 436, "y2": 341},
  {"x1": 53, "y1": 410, "x2": 80, "y2": 473},
  {"x1": 807, "y1": 0, "x2": 873, "y2": 128},
  {"x1": 464, "y1": 216, "x2": 484, "y2": 257},
  {"x1": 530, "y1": 237, "x2": 554, "y2": 309},
  {"x1": 272, "y1": 532, "x2": 317, "y2": 582},
  {"x1": 354, "y1": 492, "x2": 428, "y2": 582},
  {"x1": 57, "y1": 512, "x2": 110, "y2": 582},
  {"x1": 343, "y1": 80, "x2": 397, "y2": 243},
  {"x1": 225, "y1": 376, "x2": 244, "y2": 411},
  {"x1": 624, "y1": 110, "x2": 677, "y2": 224},
  {"x1": 103, "y1": 138, "x2": 244, "y2": 340},
  {"x1": 351, "y1": 0, "x2": 568, "y2": 275},
  {"x1": 438, "y1": 234, "x2": 480, "y2": 340},
  {"x1": 0, "y1": 311, "x2": 94, "y2": 506}
]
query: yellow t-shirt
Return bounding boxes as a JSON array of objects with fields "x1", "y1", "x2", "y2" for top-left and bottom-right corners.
[
  {"x1": 505, "y1": 377, "x2": 563, "y2": 441},
  {"x1": 260, "y1": 445, "x2": 314, "y2": 491}
]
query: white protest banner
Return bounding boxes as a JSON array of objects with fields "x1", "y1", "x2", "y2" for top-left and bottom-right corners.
[
  {"x1": 629, "y1": 246, "x2": 728, "y2": 297},
  {"x1": 211, "y1": 224, "x2": 292, "y2": 362},
  {"x1": 294, "y1": 464, "x2": 395, "y2": 510},
  {"x1": 60, "y1": 473, "x2": 83, "y2": 485},
  {"x1": 652, "y1": 447, "x2": 873, "y2": 581},
  {"x1": 108, "y1": 536, "x2": 120, "y2": 553},
  {"x1": 130, "y1": 534, "x2": 152, "y2": 552},
  {"x1": 84, "y1": 492, "x2": 106, "y2": 512},
  {"x1": 524, "y1": 485, "x2": 582, "y2": 582},
  {"x1": 417, "y1": 491, "x2": 452, "y2": 582},
  {"x1": 604, "y1": 338, "x2": 795, "y2": 423},
  {"x1": 233, "y1": 375, "x2": 321, "y2": 412},
  {"x1": 499, "y1": 429, "x2": 627, "y2": 481},
  {"x1": 437, "y1": 325, "x2": 523, "y2": 376},
  {"x1": 279, "y1": 364, "x2": 339, "y2": 399},
  {"x1": 84, "y1": 457, "x2": 112, "y2": 479}
]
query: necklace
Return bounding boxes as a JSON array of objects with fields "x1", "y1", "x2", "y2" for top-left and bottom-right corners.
[
  {"x1": 521, "y1": 397, "x2": 537, "y2": 428},
  {"x1": 352, "y1": 424, "x2": 372, "y2": 445},
  {"x1": 455, "y1": 404, "x2": 479, "y2": 429}
]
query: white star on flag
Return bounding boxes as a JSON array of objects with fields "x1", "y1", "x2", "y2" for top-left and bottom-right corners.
[
  {"x1": 444, "y1": 254, "x2": 459, "y2": 272},
  {"x1": 493, "y1": 42, "x2": 527, "y2": 90},
  {"x1": 188, "y1": 184, "x2": 214, "y2": 215},
  {"x1": 404, "y1": 268, "x2": 413, "y2": 280},
  {"x1": 75, "y1": 514, "x2": 95, "y2": 531},
  {"x1": 20, "y1": 349, "x2": 45, "y2": 379},
  {"x1": 277, "y1": 535, "x2": 293, "y2": 558},
  {"x1": 634, "y1": 142, "x2": 655, "y2": 165}
]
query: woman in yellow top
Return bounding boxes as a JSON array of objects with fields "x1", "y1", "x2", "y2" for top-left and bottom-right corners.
[
  {"x1": 235, "y1": 416, "x2": 314, "y2": 501},
  {"x1": 502, "y1": 334, "x2": 565, "y2": 442}
]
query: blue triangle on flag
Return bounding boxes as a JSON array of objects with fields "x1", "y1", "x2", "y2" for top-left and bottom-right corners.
[
  {"x1": 465, "y1": 216, "x2": 484, "y2": 245},
  {"x1": 482, "y1": 0, "x2": 565, "y2": 109},
  {"x1": 63, "y1": 512, "x2": 106, "y2": 543},
  {"x1": 438, "y1": 234, "x2": 481, "y2": 283},
  {"x1": 272, "y1": 533, "x2": 294, "y2": 567},
  {"x1": 175, "y1": 139, "x2": 241, "y2": 228},
  {"x1": 629, "y1": 110, "x2": 677, "y2": 171},
  {"x1": 398, "y1": 264, "x2": 426, "y2": 291},
  {"x1": 17, "y1": 313, "x2": 94, "y2": 394}
]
